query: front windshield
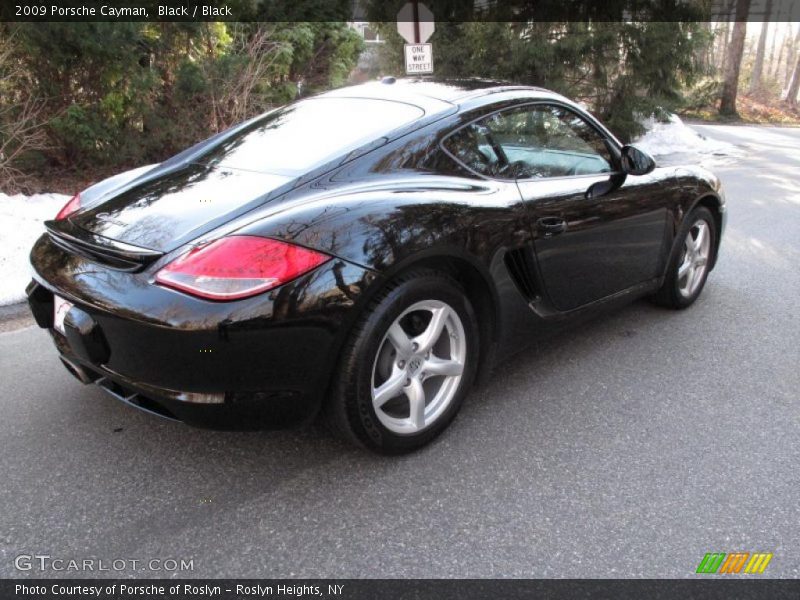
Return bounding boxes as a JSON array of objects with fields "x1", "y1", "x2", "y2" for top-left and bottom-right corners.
[{"x1": 199, "y1": 97, "x2": 425, "y2": 175}]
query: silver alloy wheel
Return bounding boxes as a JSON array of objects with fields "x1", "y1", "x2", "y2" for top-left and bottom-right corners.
[
  {"x1": 677, "y1": 219, "x2": 711, "y2": 298},
  {"x1": 370, "y1": 300, "x2": 466, "y2": 435}
]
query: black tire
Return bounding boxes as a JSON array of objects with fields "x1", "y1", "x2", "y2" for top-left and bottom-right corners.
[
  {"x1": 651, "y1": 206, "x2": 717, "y2": 309},
  {"x1": 326, "y1": 269, "x2": 479, "y2": 454}
]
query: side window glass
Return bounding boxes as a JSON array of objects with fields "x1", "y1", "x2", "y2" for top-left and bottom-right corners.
[
  {"x1": 444, "y1": 104, "x2": 614, "y2": 179},
  {"x1": 442, "y1": 121, "x2": 502, "y2": 177}
]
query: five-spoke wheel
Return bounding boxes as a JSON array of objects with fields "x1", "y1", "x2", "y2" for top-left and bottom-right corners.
[
  {"x1": 651, "y1": 206, "x2": 717, "y2": 309},
  {"x1": 327, "y1": 270, "x2": 478, "y2": 454},
  {"x1": 677, "y1": 219, "x2": 711, "y2": 298},
  {"x1": 371, "y1": 300, "x2": 466, "y2": 435}
]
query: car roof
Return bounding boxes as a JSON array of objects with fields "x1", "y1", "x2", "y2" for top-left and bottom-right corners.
[{"x1": 317, "y1": 77, "x2": 560, "y2": 110}]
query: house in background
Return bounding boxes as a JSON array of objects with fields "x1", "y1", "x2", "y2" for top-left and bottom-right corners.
[{"x1": 348, "y1": 11, "x2": 385, "y2": 83}]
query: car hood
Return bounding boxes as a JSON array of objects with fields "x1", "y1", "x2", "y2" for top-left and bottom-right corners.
[{"x1": 70, "y1": 163, "x2": 294, "y2": 252}]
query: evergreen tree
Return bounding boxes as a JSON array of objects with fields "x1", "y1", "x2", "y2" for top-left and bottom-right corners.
[{"x1": 369, "y1": 14, "x2": 710, "y2": 141}]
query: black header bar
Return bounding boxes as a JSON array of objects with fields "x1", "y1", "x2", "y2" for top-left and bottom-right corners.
[
  {"x1": 3, "y1": 579, "x2": 800, "y2": 600},
  {"x1": 2, "y1": 0, "x2": 800, "y2": 23}
]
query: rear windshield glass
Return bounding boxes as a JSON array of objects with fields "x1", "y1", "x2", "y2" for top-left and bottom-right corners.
[{"x1": 199, "y1": 98, "x2": 425, "y2": 174}]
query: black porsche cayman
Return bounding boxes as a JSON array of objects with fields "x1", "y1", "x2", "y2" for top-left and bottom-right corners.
[{"x1": 27, "y1": 78, "x2": 725, "y2": 453}]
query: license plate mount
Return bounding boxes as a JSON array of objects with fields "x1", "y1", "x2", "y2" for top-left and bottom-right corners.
[{"x1": 53, "y1": 295, "x2": 74, "y2": 335}]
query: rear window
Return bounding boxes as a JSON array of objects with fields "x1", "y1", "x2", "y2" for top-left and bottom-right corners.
[{"x1": 200, "y1": 98, "x2": 425, "y2": 174}]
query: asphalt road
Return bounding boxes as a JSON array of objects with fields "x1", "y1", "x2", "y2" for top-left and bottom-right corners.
[{"x1": 1, "y1": 124, "x2": 798, "y2": 579}]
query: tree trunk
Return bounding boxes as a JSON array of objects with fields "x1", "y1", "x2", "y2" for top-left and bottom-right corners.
[
  {"x1": 719, "y1": 0, "x2": 751, "y2": 116},
  {"x1": 748, "y1": 0, "x2": 772, "y2": 93},
  {"x1": 709, "y1": 23, "x2": 721, "y2": 68},
  {"x1": 714, "y1": 0, "x2": 734, "y2": 73},
  {"x1": 767, "y1": 4, "x2": 782, "y2": 76},
  {"x1": 698, "y1": 21, "x2": 712, "y2": 74},
  {"x1": 719, "y1": 9, "x2": 732, "y2": 73},
  {"x1": 773, "y1": 25, "x2": 788, "y2": 81},
  {"x1": 788, "y1": 28, "x2": 800, "y2": 88},
  {"x1": 786, "y1": 55, "x2": 800, "y2": 106}
]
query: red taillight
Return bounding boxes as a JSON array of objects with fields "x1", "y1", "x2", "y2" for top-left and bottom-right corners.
[
  {"x1": 154, "y1": 236, "x2": 331, "y2": 301},
  {"x1": 55, "y1": 193, "x2": 81, "y2": 220}
]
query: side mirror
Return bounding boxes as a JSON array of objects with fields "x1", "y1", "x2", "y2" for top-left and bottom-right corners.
[
  {"x1": 620, "y1": 145, "x2": 656, "y2": 175},
  {"x1": 585, "y1": 172, "x2": 627, "y2": 199}
]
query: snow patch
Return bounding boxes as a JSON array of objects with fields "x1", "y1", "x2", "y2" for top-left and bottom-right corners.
[
  {"x1": 634, "y1": 113, "x2": 744, "y2": 160},
  {"x1": 0, "y1": 193, "x2": 70, "y2": 306}
]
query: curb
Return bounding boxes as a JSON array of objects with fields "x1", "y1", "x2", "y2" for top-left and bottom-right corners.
[{"x1": 0, "y1": 301, "x2": 34, "y2": 332}]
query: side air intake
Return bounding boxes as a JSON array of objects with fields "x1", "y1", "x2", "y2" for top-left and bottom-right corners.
[{"x1": 504, "y1": 247, "x2": 539, "y2": 302}]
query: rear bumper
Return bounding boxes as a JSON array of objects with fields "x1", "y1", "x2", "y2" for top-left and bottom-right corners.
[
  {"x1": 54, "y1": 349, "x2": 312, "y2": 430},
  {"x1": 27, "y1": 234, "x2": 373, "y2": 430}
]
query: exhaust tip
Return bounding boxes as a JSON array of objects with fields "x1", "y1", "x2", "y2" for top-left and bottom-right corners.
[{"x1": 59, "y1": 357, "x2": 96, "y2": 385}]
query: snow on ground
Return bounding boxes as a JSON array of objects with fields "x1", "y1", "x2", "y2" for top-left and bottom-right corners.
[
  {"x1": 0, "y1": 192, "x2": 69, "y2": 306},
  {"x1": 633, "y1": 113, "x2": 745, "y2": 162}
]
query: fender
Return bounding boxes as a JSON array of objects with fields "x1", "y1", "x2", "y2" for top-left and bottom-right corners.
[
  {"x1": 231, "y1": 176, "x2": 524, "y2": 366},
  {"x1": 661, "y1": 191, "x2": 724, "y2": 281}
]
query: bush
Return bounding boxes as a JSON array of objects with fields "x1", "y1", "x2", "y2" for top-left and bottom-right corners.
[{"x1": 2, "y1": 21, "x2": 363, "y2": 177}]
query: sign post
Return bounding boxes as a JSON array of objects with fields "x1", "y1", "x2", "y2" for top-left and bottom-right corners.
[{"x1": 397, "y1": 1, "x2": 435, "y2": 75}]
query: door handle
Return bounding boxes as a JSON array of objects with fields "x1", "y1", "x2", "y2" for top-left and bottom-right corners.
[{"x1": 537, "y1": 216, "x2": 567, "y2": 236}]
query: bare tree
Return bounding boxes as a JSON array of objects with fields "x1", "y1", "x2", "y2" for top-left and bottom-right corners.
[
  {"x1": 199, "y1": 24, "x2": 291, "y2": 133},
  {"x1": 766, "y1": 4, "x2": 783, "y2": 77},
  {"x1": 771, "y1": 23, "x2": 788, "y2": 80},
  {"x1": 719, "y1": 0, "x2": 752, "y2": 115},
  {"x1": 786, "y1": 55, "x2": 800, "y2": 106},
  {"x1": 748, "y1": 0, "x2": 773, "y2": 93},
  {"x1": 787, "y1": 26, "x2": 800, "y2": 88},
  {"x1": 0, "y1": 32, "x2": 49, "y2": 192},
  {"x1": 717, "y1": 0, "x2": 735, "y2": 73},
  {"x1": 697, "y1": 21, "x2": 712, "y2": 74}
]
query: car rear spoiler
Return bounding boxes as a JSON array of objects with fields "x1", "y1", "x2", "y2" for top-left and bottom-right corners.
[{"x1": 44, "y1": 219, "x2": 163, "y2": 272}]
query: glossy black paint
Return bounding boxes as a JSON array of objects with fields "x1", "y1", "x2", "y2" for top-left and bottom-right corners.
[{"x1": 28, "y1": 78, "x2": 725, "y2": 429}]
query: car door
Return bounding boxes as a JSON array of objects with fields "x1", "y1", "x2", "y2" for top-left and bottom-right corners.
[{"x1": 487, "y1": 103, "x2": 670, "y2": 312}]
